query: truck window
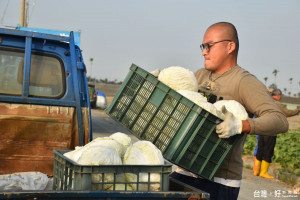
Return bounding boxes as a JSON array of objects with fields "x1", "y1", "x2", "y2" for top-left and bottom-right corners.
[
  {"x1": 27, "y1": 54, "x2": 65, "y2": 98},
  {"x1": 0, "y1": 48, "x2": 65, "y2": 98},
  {"x1": 0, "y1": 49, "x2": 24, "y2": 95}
]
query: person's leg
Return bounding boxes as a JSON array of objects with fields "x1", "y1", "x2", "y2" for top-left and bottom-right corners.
[
  {"x1": 255, "y1": 135, "x2": 265, "y2": 161},
  {"x1": 263, "y1": 136, "x2": 276, "y2": 163},
  {"x1": 259, "y1": 136, "x2": 276, "y2": 179},
  {"x1": 254, "y1": 135, "x2": 265, "y2": 175},
  {"x1": 170, "y1": 172, "x2": 240, "y2": 200},
  {"x1": 253, "y1": 135, "x2": 259, "y2": 173},
  {"x1": 254, "y1": 135, "x2": 259, "y2": 157},
  {"x1": 216, "y1": 184, "x2": 240, "y2": 200},
  {"x1": 170, "y1": 172, "x2": 219, "y2": 199}
]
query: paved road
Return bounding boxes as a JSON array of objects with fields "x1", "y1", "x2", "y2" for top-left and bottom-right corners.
[{"x1": 91, "y1": 109, "x2": 298, "y2": 200}]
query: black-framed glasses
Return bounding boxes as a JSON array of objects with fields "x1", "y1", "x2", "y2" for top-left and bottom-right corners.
[{"x1": 200, "y1": 40, "x2": 232, "y2": 52}]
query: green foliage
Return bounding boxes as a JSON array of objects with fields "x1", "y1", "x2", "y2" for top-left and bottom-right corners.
[
  {"x1": 273, "y1": 130, "x2": 300, "y2": 175},
  {"x1": 243, "y1": 130, "x2": 300, "y2": 175},
  {"x1": 243, "y1": 134, "x2": 257, "y2": 155}
]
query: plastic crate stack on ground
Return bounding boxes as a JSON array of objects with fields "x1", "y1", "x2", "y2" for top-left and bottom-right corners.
[
  {"x1": 53, "y1": 150, "x2": 172, "y2": 191},
  {"x1": 106, "y1": 64, "x2": 243, "y2": 180}
]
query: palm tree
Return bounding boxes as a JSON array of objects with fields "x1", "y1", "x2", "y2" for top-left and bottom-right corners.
[
  {"x1": 272, "y1": 69, "x2": 279, "y2": 85},
  {"x1": 289, "y1": 77, "x2": 293, "y2": 94},
  {"x1": 263, "y1": 77, "x2": 268, "y2": 85},
  {"x1": 283, "y1": 88, "x2": 287, "y2": 95},
  {"x1": 288, "y1": 91, "x2": 291, "y2": 97}
]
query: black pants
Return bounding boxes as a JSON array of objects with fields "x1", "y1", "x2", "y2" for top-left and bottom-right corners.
[
  {"x1": 256, "y1": 135, "x2": 277, "y2": 163},
  {"x1": 169, "y1": 172, "x2": 240, "y2": 200}
]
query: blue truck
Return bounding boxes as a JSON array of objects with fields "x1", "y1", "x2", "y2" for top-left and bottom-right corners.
[{"x1": 0, "y1": 28, "x2": 209, "y2": 199}]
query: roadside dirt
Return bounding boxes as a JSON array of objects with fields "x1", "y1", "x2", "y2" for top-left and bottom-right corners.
[
  {"x1": 240, "y1": 115, "x2": 300, "y2": 199},
  {"x1": 286, "y1": 115, "x2": 300, "y2": 131}
]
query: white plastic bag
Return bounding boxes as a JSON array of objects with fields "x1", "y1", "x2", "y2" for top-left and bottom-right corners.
[{"x1": 0, "y1": 172, "x2": 49, "y2": 190}]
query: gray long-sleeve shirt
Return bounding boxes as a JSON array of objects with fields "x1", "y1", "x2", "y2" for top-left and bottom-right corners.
[{"x1": 194, "y1": 65, "x2": 288, "y2": 180}]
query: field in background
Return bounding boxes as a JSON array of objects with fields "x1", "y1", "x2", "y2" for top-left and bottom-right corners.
[{"x1": 95, "y1": 83, "x2": 300, "y2": 111}]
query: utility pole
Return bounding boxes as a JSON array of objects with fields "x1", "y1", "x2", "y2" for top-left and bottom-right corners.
[
  {"x1": 89, "y1": 58, "x2": 94, "y2": 82},
  {"x1": 20, "y1": 0, "x2": 28, "y2": 27}
]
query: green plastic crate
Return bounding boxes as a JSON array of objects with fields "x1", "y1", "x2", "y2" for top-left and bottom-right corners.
[
  {"x1": 53, "y1": 150, "x2": 172, "y2": 191},
  {"x1": 106, "y1": 64, "x2": 243, "y2": 180}
]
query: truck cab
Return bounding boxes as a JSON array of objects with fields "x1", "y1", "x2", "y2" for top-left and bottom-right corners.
[{"x1": 0, "y1": 28, "x2": 92, "y2": 175}]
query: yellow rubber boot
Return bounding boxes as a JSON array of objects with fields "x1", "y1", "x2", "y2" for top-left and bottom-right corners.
[
  {"x1": 259, "y1": 160, "x2": 274, "y2": 179},
  {"x1": 253, "y1": 157, "x2": 261, "y2": 176}
]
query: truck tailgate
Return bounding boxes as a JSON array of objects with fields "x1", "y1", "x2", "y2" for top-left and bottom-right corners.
[{"x1": 0, "y1": 103, "x2": 75, "y2": 175}]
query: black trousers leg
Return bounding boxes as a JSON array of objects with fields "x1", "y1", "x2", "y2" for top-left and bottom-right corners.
[
  {"x1": 169, "y1": 172, "x2": 240, "y2": 200},
  {"x1": 256, "y1": 135, "x2": 277, "y2": 163}
]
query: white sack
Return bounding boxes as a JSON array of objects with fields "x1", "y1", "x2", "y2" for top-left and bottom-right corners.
[{"x1": 0, "y1": 172, "x2": 49, "y2": 191}]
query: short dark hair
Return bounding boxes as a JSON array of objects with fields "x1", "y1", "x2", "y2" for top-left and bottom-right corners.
[
  {"x1": 271, "y1": 89, "x2": 282, "y2": 96},
  {"x1": 210, "y1": 22, "x2": 239, "y2": 55}
]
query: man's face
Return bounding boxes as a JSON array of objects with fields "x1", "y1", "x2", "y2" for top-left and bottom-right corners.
[
  {"x1": 272, "y1": 94, "x2": 281, "y2": 101},
  {"x1": 201, "y1": 27, "x2": 230, "y2": 74}
]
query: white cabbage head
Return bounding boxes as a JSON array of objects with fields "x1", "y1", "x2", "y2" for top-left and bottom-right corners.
[
  {"x1": 177, "y1": 90, "x2": 223, "y2": 119},
  {"x1": 158, "y1": 66, "x2": 198, "y2": 92},
  {"x1": 105, "y1": 174, "x2": 133, "y2": 191},
  {"x1": 213, "y1": 100, "x2": 248, "y2": 120},
  {"x1": 77, "y1": 146, "x2": 122, "y2": 165},
  {"x1": 123, "y1": 141, "x2": 164, "y2": 191},
  {"x1": 64, "y1": 137, "x2": 123, "y2": 162},
  {"x1": 87, "y1": 137, "x2": 123, "y2": 157},
  {"x1": 77, "y1": 146, "x2": 122, "y2": 190},
  {"x1": 109, "y1": 132, "x2": 133, "y2": 157},
  {"x1": 63, "y1": 146, "x2": 84, "y2": 161},
  {"x1": 177, "y1": 90, "x2": 207, "y2": 103}
]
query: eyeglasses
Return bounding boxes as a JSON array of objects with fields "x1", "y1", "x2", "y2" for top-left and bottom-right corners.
[{"x1": 200, "y1": 40, "x2": 232, "y2": 52}]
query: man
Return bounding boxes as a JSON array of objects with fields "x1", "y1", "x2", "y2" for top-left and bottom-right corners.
[
  {"x1": 272, "y1": 89, "x2": 300, "y2": 117},
  {"x1": 254, "y1": 89, "x2": 300, "y2": 179},
  {"x1": 170, "y1": 22, "x2": 288, "y2": 200}
]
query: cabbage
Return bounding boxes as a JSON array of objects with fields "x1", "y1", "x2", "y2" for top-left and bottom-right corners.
[
  {"x1": 63, "y1": 146, "x2": 85, "y2": 162},
  {"x1": 214, "y1": 100, "x2": 248, "y2": 120},
  {"x1": 77, "y1": 146, "x2": 122, "y2": 190},
  {"x1": 87, "y1": 137, "x2": 123, "y2": 157},
  {"x1": 158, "y1": 66, "x2": 198, "y2": 92},
  {"x1": 177, "y1": 90, "x2": 223, "y2": 119},
  {"x1": 77, "y1": 146, "x2": 122, "y2": 165},
  {"x1": 177, "y1": 90, "x2": 207, "y2": 102},
  {"x1": 109, "y1": 132, "x2": 133, "y2": 157},
  {"x1": 105, "y1": 174, "x2": 133, "y2": 191},
  {"x1": 64, "y1": 137, "x2": 123, "y2": 161},
  {"x1": 123, "y1": 141, "x2": 164, "y2": 191}
]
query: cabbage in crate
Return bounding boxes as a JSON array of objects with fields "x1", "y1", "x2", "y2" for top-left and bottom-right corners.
[
  {"x1": 123, "y1": 141, "x2": 164, "y2": 191},
  {"x1": 77, "y1": 146, "x2": 122, "y2": 190},
  {"x1": 158, "y1": 66, "x2": 198, "y2": 92},
  {"x1": 109, "y1": 132, "x2": 133, "y2": 158},
  {"x1": 63, "y1": 136, "x2": 123, "y2": 190}
]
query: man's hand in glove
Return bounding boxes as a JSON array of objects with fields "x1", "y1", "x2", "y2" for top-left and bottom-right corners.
[{"x1": 216, "y1": 105, "x2": 242, "y2": 138}]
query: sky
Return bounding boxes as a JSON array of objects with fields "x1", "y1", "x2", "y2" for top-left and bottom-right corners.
[{"x1": 1, "y1": 0, "x2": 300, "y2": 96}]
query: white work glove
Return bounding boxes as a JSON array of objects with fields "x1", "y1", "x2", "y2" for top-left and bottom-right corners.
[{"x1": 216, "y1": 105, "x2": 242, "y2": 138}]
